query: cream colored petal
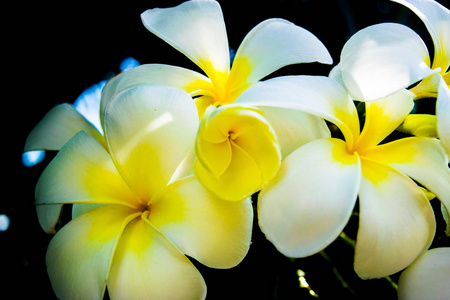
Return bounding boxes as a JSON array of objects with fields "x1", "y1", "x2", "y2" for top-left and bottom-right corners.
[
  {"x1": 36, "y1": 204, "x2": 63, "y2": 234},
  {"x1": 355, "y1": 158, "x2": 436, "y2": 279},
  {"x1": 149, "y1": 176, "x2": 253, "y2": 269},
  {"x1": 104, "y1": 85, "x2": 199, "y2": 200},
  {"x1": 258, "y1": 138, "x2": 360, "y2": 257},
  {"x1": 229, "y1": 18, "x2": 332, "y2": 86},
  {"x1": 46, "y1": 205, "x2": 139, "y2": 300},
  {"x1": 340, "y1": 23, "x2": 435, "y2": 100},
  {"x1": 24, "y1": 103, "x2": 105, "y2": 152},
  {"x1": 35, "y1": 131, "x2": 140, "y2": 208},
  {"x1": 108, "y1": 217, "x2": 206, "y2": 300},
  {"x1": 141, "y1": 0, "x2": 230, "y2": 77},
  {"x1": 398, "y1": 247, "x2": 450, "y2": 300},
  {"x1": 392, "y1": 0, "x2": 450, "y2": 72}
]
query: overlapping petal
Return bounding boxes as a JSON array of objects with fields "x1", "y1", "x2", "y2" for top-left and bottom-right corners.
[
  {"x1": 149, "y1": 176, "x2": 253, "y2": 268},
  {"x1": 236, "y1": 75, "x2": 360, "y2": 147},
  {"x1": 25, "y1": 103, "x2": 106, "y2": 152},
  {"x1": 108, "y1": 217, "x2": 207, "y2": 300},
  {"x1": 46, "y1": 205, "x2": 140, "y2": 300},
  {"x1": 35, "y1": 131, "x2": 139, "y2": 208},
  {"x1": 258, "y1": 138, "x2": 360, "y2": 257},
  {"x1": 103, "y1": 85, "x2": 198, "y2": 201},
  {"x1": 340, "y1": 23, "x2": 436, "y2": 100},
  {"x1": 355, "y1": 158, "x2": 436, "y2": 278},
  {"x1": 141, "y1": 0, "x2": 230, "y2": 77},
  {"x1": 398, "y1": 247, "x2": 450, "y2": 300},
  {"x1": 195, "y1": 105, "x2": 281, "y2": 201}
]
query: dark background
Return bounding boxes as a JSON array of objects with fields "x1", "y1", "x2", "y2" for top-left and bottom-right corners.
[{"x1": 4, "y1": 0, "x2": 449, "y2": 299}]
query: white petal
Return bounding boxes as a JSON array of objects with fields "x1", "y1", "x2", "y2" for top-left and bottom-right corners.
[
  {"x1": 257, "y1": 106, "x2": 330, "y2": 158},
  {"x1": 398, "y1": 247, "x2": 450, "y2": 300},
  {"x1": 36, "y1": 204, "x2": 63, "y2": 234},
  {"x1": 235, "y1": 75, "x2": 360, "y2": 147},
  {"x1": 437, "y1": 76, "x2": 450, "y2": 157},
  {"x1": 24, "y1": 103, "x2": 105, "y2": 152},
  {"x1": 355, "y1": 159, "x2": 436, "y2": 279},
  {"x1": 230, "y1": 18, "x2": 332, "y2": 84},
  {"x1": 46, "y1": 205, "x2": 139, "y2": 300},
  {"x1": 141, "y1": 0, "x2": 230, "y2": 77},
  {"x1": 108, "y1": 217, "x2": 206, "y2": 300},
  {"x1": 392, "y1": 0, "x2": 450, "y2": 71},
  {"x1": 35, "y1": 131, "x2": 139, "y2": 208},
  {"x1": 100, "y1": 64, "x2": 211, "y2": 124},
  {"x1": 258, "y1": 138, "x2": 360, "y2": 257},
  {"x1": 340, "y1": 23, "x2": 435, "y2": 100},
  {"x1": 149, "y1": 176, "x2": 253, "y2": 268},
  {"x1": 104, "y1": 85, "x2": 199, "y2": 200}
]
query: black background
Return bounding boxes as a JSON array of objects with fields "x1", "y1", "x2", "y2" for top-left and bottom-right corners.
[{"x1": 4, "y1": 0, "x2": 449, "y2": 299}]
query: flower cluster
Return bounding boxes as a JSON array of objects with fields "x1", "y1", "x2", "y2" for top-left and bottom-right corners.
[{"x1": 25, "y1": 0, "x2": 449, "y2": 299}]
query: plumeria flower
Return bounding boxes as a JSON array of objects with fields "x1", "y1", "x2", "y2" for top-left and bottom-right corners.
[
  {"x1": 101, "y1": 0, "x2": 332, "y2": 119},
  {"x1": 235, "y1": 75, "x2": 450, "y2": 278},
  {"x1": 35, "y1": 85, "x2": 253, "y2": 299},
  {"x1": 398, "y1": 247, "x2": 450, "y2": 300},
  {"x1": 333, "y1": 0, "x2": 450, "y2": 156}
]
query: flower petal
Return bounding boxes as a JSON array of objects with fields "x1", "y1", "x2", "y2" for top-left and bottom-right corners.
[
  {"x1": 35, "y1": 131, "x2": 139, "y2": 208},
  {"x1": 355, "y1": 158, "x2": 436, "y2": 279},
  {"x1": 24, "y1": 103, "x2": 105, "y2": 152},
  {"x1": 36, "y1": 204, "x2": 63, "y2": 234},
  {"x1": 141, "y1": 0, "x2": 230, "y2": 77},
  {"x1": 258, "y1": 138, "x2": 360, "y2": 257},
  {"x1": 437, "y1": 76, "x2": 450, "y2": 157},
  {"x1": 257, "y1": 106, "x2": 330, "y2": 158},
  {"x1": 104, "y1": 85, "x2": 198, "y2": 200},
  {"x1": 108, "y1": 217, "x2": 206, "y2": 300},
  {"x1": 149, "y1": 176, "x2": 253, "y2": 268},
  {"x1": 360, "y1": 137, "x2": 450, "y2": 218},
  {"x1": 398, "y1": 247, "x2": 450, "y2": 300},
  {"x1": 235, "y1": 75, "x2": 360, "y2": 147},
  {"x1": 230, "y1": 18, "x2": 332, "y2": 86},
  {"x1": 100, "y1": 64, "x2": 211, "y2": 124},
  {"x1": 340, "y1": 23, "x2": 435, "y2": 100},
  {"x1": 355, "y1": 89, "x2": 414, "y2": 149},
  {"x1": 392, "y1": 0, "x2": 450, "y2": 72},
  {"x1": 46, "y1": 205, "x2": 139, "y2": 299}
]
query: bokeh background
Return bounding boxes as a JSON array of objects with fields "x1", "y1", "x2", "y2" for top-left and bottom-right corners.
[{"x1": 4, "y1": 0, "x2": 449, "y2": 298}]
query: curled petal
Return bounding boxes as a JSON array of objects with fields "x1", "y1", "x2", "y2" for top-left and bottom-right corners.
[
  {"x1": 108, "y1": 217, "x2": 206, "y2": 300},
  {"x1": 104, "y1": 85, "x2": 199, "y2": 200},
  {"x1": 195, "y1": 106, "x2": 281, "y2": 201},
  {"x1": 392, "y1": 0, "x2": 450, "y2": 72},
  {"x1": 25, "y1": 103, "x2": 105, "y2": 152},
  {"x1": 149, "y1": 176, "x2": 253, "y2": 268},
  {"x1": 258, "y1": 138, "x2": 360, "y2": 257},
  {"x1": 141, "y1": 0, "x2": 229, "y2": 77},
  {"x1": 437, "y1": 76, "x2": 450, "y2": 157},
  {"x1": 397, "y1": 114, "x2": 438, "y2": 138},
  {"x1": 340, "y1": 23, "x2": 435, "y2": 100},
  {"x1": 398, "y1": 247, "x2": 450, "y2": 300},
  {"x1": 230, "y1": 18, "x2": 332, "y2": 86},
  {"x1": 355, "y1": 159, "x2": 436, "y2": 279},
  {"x1": 36, "y1": 204, "x2": 63, "y2": 234},
  {"x1": 46, "y1": 205, "x2": 139, "y2": 300}
]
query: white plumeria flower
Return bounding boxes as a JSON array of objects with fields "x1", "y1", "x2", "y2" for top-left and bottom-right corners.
[
  {"x1": 236, "y1": 75, "x2": 450, "y2": 279},
  {"x1": 334, "y1": 0, "x2": 450, "y2": 156},
  {"x1": 398, "y1": 247, "x2": 450, "y2": 300},
  {"x1": 35, "y1": 85, "x2": 253, "y2": 299}
]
